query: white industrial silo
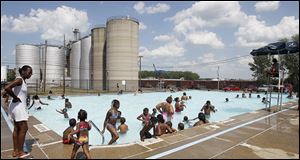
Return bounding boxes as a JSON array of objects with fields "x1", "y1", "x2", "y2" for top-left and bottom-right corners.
[
  {"x1": 1, "y1": 66, "x2": 8, "y2": 82},
  {"x1": 70, "y1": 41, "x2": 81, "y2": 88},
  {"x1": 91, "y1": 27, "x2": 106, "y2": 90},
  {"x1": 106, "y1": 16, "x2": 139, "y2": 91},
  {"x1": 41, "y1": 46, "x2": 65, "y2": 86},
  {"x1": 16, "y1": 44, "x2": 40, "y2": 87},
  {"x1": 80, "y1": 35, "x2": 91, "y2": 89}
]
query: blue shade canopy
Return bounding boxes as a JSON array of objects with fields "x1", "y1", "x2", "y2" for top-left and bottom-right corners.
[{"x1": 250, "y1": 41, "x2": 299, "y2": 56}]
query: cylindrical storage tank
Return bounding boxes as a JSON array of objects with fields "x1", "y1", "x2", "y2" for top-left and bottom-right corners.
[
  {"x1": 43, "y1": 46, "x2": 65, "y2": 87},
  {"x1": 91, "y1": 27, "x2": 106, "y2": 90},
  {"x1": 106, "y1": 16, "x2": 139, "y2": 91},
  {"x1": 1, "y1": 66, "x2": 8, "y2": 82},
  {"x1": 70, "y1": 41, "x2": 81, "y2": 89},
  {"x1": 16, "y1": 44, "x2": 40, "y2": 87},
  {"x1": 80, "y1": 35, "x2": 91, "y2": 89}
]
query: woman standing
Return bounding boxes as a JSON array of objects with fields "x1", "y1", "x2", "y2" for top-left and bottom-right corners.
[
  {"x1": 4, "y1": 65, "x2": 32, "y2": 158},
  {"x1": 101, "y1": 99, "x2": 121, "y2": 145}
]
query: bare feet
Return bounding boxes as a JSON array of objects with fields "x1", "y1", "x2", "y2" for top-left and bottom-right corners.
[{"x1": 12, "y1": 150, "x2": 18, "y2": 157}]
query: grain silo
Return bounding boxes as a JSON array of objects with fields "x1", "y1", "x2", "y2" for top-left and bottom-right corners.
[
  {"x1": 42, "y1": 46, "x2": 65, "y2": 86},
  {"x1": 106, "y1": 16, "x2": 139, "y2": 91},
  {"x1": 70, "y1": 41, "x2": 81, "y2": 88},
  {"x1": 80, "y1": 35, "x2": 91, "y2": 89},
  {"x1": 91, "y1": 27, "x2": 106, "y2": 90},
  {"x1": 16, "y1": 44, "x2": 40, "y2": 87}
]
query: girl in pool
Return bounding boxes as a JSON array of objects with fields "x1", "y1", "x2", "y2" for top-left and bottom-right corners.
[
  {"x1": 68, "y1": 109, "x2": 91, "y2": 159},
  {"x1": 101, "y1": 99, "x2": 121, "y2": 145}
]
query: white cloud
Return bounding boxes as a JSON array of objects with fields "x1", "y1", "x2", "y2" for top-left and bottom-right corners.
[
  {"x1": 139, "y1": 22, "x2": 147, "y2": 30},
  {"x1": 153, "y1": 34, "x2": 175, "y2": 42},
  {"x1": 1, "y1": 6, "x2": 90, "y2": 42},
  {"x1": 139, "y1": 40, "x2": 185, "y2": 58},
  {"x1": 186, "y1": 31, "x2": 224, "y2": 48},
  {"x1": 134, "y1": 2, "x2": 170, "y2": 14},
  {"x1": 169, "y1": 1, "x2": 247, "y2": 34},
  {"x1": 235, "y1": 16, "x2": 299, "y2": 48},
  {"x1": 255, "y1": 1, "x2": 280, "y2": 12},
  {"x1": 133, "y1": 1, "x2": 145, "y2": 14},
  {"x1": 198, "y1": 53, "x2": 217, "y2": 64}
]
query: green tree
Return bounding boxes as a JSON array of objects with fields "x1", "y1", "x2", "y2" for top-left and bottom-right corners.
[
  {"x1": 249, "y1": 34, "x2": 299, "y2": 91},
  {"x1": 281, "y1": 34, "x2": 299, "y2": 92},
  {"x1": 140, "y1": 70, "x2": 200, "y2": 80},
  {"x1": 7, "y1": 69, "x2": 16, "y2": 81}
]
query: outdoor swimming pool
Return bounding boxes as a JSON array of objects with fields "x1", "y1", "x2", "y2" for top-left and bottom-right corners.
[{"x1": 29, "y1": 90, "x2": 293, "y2": 146}]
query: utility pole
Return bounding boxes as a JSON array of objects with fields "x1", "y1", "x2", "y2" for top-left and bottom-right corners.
[
  {"x1": 139, "y1": 56, "x2": 143, "y2": 89},
  {"x1": 43, "y1": 40, "x2": 47, "y2": 93},
  {"x1": 63, "y1": 35, "x2": 66, "y2": 95},
  {"x1": 217, "y1": 66, "x2": 220, "y2": 90}
]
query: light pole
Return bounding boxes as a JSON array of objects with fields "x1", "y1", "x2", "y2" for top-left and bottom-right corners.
[{"x1": 139, "y1": 56, "x2": 143, "y2": 89}]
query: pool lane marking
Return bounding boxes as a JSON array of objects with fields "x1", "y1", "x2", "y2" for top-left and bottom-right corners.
[{"x1": 146, "y1": 105, "x2": 298, "y2": 159}]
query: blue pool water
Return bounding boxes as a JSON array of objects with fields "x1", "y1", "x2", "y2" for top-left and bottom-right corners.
[{"x1": 29, "y1": 90, "x2": 293, "y2": 145}]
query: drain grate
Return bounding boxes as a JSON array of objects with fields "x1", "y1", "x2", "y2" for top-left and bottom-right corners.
[{"x1": 33, "y1": 124, "x2": 50, "y2": 132}]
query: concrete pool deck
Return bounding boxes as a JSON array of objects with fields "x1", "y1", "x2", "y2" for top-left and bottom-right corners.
[{"x1": 1, "y1": 100, "x2": 299, "y2": 159}]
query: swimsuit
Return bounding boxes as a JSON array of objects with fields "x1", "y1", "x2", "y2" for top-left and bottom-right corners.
[{"x1": 75, "y1": 122, "x2": 90, "y2": 146}]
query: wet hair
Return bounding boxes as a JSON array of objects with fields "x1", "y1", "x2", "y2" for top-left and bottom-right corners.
[
  {"x1": 178, "y1": 123, "x2": 184, "y2": 130},
  {"x1": 198, "y1": 112, "x2": 206, "y2": 122},
  {"x1": 157, "y1": 114, "x2": 165, "y2": 123},
  {"x1": 183, "y1": 116, "x2": 188, "y2": 121},
  {"x1": 112, "y1": 99, "x2": 120, "y2": 108},
  {"x1": 65, "y1": 98, "x2": 69, "y2": 102},
  {"x1": 183, "y1": 92, "x2": 186, "y2": 96},
  {"x1": 120, "y1": 117, "x2": 126, "y2": 124},
  {"x1": 77, "y1": 109, "x2": 87, "y2": 121},
  {"x1": 33, "y1": 95, "x2": 39, "y2": 99},
  {"x1": 69, "y1": 118, "x2": 76, "y2": 127},
  {"x1": 143, "y1": 108, "x2": 149, "y2": 113},
  {"x1": 272, "y1": 58, "x2": 277, "y2": 63},
  {"x1": 225, "y1": 98, "x2": 229, "y2": 102},
  {"x1": 152, "y1": 108, "x2": 157, "y2": 112},
  {"x1": 166, "y1": 121, "x2": 173, "y2": 128},
  {"x1": 166, "y1": 96, "x2": 173, "y2": 103},
  {"x1": 174, "y1": 97, "x2": 179, "y2": 102},
  {"x1": 189, "y1": 96, "x2": 192, "y2": 99},
  {"x1": 18, "y1": 65, "x2": 32, "y2": 75},
  {"x1": 206, "y1": 100, "x2": 210, "y2": 104}
]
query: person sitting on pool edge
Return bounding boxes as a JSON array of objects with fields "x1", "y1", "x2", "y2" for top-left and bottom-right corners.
[
  {"x1": 193, "y1": 112, "x2": 209, "y2": 127},
  {"x1": 155, "y1": 114, "x2": 173, "y2": 136},
  {"x1": 62, "y1": 118, "x2": 76, "y2": 144}
]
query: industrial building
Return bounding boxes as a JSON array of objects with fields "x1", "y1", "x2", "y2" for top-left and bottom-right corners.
[{"x1": 13, "y1": 16, "x2": 139, "y2": 91}]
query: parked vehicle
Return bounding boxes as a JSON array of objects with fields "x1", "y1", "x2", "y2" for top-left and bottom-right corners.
[
  {"x1": 257, "y1": 86, "x2": 269, "y2": 92},
  {"x1": 245, "y1": 85, "x2": 258, "y2": 92},
  {"x1": 223, "y1": 85, "x2": 240, "y2": 91}
]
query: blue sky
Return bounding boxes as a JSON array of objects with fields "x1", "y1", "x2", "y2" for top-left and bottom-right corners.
[{"x1": 1, "y1": 1, "x2": 299, "y2": 79}]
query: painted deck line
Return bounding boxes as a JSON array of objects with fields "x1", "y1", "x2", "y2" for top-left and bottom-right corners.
[{"x1": 146, "y1": 105, "x2": 298, "y2": 159}]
